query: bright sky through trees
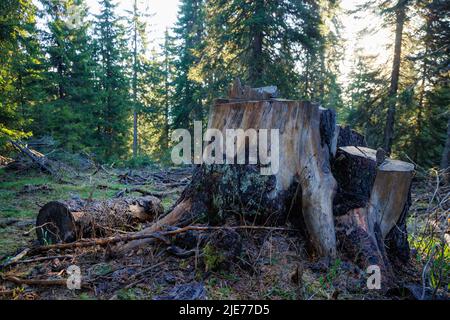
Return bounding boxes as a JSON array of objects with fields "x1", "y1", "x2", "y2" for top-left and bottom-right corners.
[{"x1": 81, "y1": 0, "x2": 391, "y2": 86}]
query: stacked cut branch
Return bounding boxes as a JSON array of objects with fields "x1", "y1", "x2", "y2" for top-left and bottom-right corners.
[{"x1": 36, "y1": 196, "x2": 163, "y2": 244}]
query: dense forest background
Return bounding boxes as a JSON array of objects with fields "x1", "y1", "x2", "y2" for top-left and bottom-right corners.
[{"x1": 0, "y1": 0, "x2": 449, "y2": 169}]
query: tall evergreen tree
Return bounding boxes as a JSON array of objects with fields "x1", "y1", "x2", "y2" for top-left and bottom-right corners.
[
  {"x1": 382, "y1": 0, "x2": 410, "y2": 154},
  {"x1": 171, "y1": 0, "x2": 205, "y2": 131},
  {"x1": 93, "y1": 0, "x2": 131, "y2": 161},
  {"x1": 139, "y1": 36, "x2": 176, "y2": 161},
  {"x1": 36, "y1": 0, "x2": 98, "y2": 153},
  {"x1": 346, "y1": 52, "x2": 389, "y2": 147},
  {"x1": 301, "y1": 0, "x2": 344, "y2": 110},
  {"x1": 192, "y1": 0, "x2": 323, "y2": 98},
  {"x1": 126, "y1": 0, "x2": 150, "y2": 158},
  {"x1": 0, "y1": 0, "x2": 43, "y2": 150}
]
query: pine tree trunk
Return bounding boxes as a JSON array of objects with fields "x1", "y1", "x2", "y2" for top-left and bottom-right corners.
[
  {"x1": 249, "y1": 0, "x2": 264, "y2": 86},
  {"x1": 383, "y1": 1, "x2": 406, "y2": 154},
  {"x1": 132, "y1": 0, "x2": 139, "y2": 158},
  {"x1": 441, "y1": 118, "x2": 450, "y2": 170}
]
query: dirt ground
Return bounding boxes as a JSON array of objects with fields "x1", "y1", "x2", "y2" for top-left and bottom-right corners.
[{"x1": 0, "y1": 166, "x2": 447, "y2": 300}]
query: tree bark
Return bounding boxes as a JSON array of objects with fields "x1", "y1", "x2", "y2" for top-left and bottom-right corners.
[
  {"x1": 248, "y1": 0, "x2": 264, "y2": 86},
  {"x1": 383, "y1": 1, "x2": 406, "y2": 154},
  {"x1": 440, "y1": 117, "x2": 450, "y2": 170},
  {"x1": 333, "y1": 146, "x2": 414, "y2": 276},
  {"x1": 132, "y1": 0, "x2": 139, "y2": 158}
]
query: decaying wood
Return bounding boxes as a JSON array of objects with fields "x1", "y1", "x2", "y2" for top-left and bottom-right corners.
[
  {"x1": 118, "y1": 98, "x2": 338, "y2": 257},
  {"x1": 36, "y1": 196, "x2": 164, "y2": 244},
  {"x1": 333, "y1": 146, "x2": 414, "y2": 273},
  {"x1": 115, "y1": 82, "x2": 415, "y2": 265},
  {"x1": 0, "y1": 248, "x2": 30, "y2": 269},
  {"x1": 334, "y1": 146, "x2": 414, "y2": 239},
  {"x1": 8, "y1": 140, "x2": 55, "y2": 176},
  {"x1": 336, "y1": 125, "x2": 367, "y2": 148}
]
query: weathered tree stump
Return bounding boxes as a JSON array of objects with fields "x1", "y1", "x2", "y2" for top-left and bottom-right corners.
[
  {"x1": 36, "y1": 196, "x2": 163, "y2": 244},
  {"x1": 110, "y1": 80, "x2": 414, "y2": 281},
  {"x1": 118, "y1": 83, "x2": 339, "y2": 257}
]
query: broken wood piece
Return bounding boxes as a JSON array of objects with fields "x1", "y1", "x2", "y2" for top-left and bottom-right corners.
[
  {"x1": 6, "y1": 255, "x2": 73, "y2": 266},
  {"x1": 0, "y1": 248, "x2": 30, "y2": 269},
  {"x1": 4, "y1": 276, "x2": 68, "y2": 287},
  {"x1": 332, "y1": 146, "x2": 414, "y2": 271},
  {"x1": 336, "y1": 125, "x2": 367, "y2": 148},
  {"x1": 335, "y1": 146, "x2": 414, "y2": 238}
]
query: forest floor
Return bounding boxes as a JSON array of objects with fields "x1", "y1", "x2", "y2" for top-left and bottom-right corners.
[{"x1": 0, "y1": 165, "x2": 448, "y2": 300}]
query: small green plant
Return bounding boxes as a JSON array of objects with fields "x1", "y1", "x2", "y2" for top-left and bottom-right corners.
[
  {"x1": 265, "y1": 286, "x2": 296, "y2": 300},
  {"x1": 318, "y1": 259, "x2": 342, "y2": 290},
  {"x1": 410, "y1": 236, "x2": 450, "y2": 293},
  {"x1": 217, "y1": 286, "x2": 233, "y2": 299},
  {"x1": 117, "y1": 288, "x2": 138, "y2": 300},
  {"x1": 203, "y1": 243, "x2": 225, "y2": 271},
  {"x1": 91, "y1": 263, "x2": 113, "y2": 276},
  {"x1": 78, "y1": 292, "x2": 95, "y2": 300}
]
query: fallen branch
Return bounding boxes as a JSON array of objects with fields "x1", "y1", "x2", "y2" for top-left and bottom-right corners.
[
  {"x1": 4, "y1": 276, "x2": 67, "y2": 287},
  {"x1": 0, "y1": 218, "x2": 20, "y2": 228},
  {"x1": 30, "y1": 233, "x2": 162, "y2": 254},
  {"x1": 0, "y1": 248, "x2": 30, "y2": 269},
  {"x1": 8, "y1": 139, "x2": 55, "y2": 176},
  {"x1": 114, "y1": 187, "x2": 181, "y2": 199},
  {"x1": 29, "y1": 225, "x2": 297, "y2": 255},
  {"x1": 6, "y1": 255, "x2": 73, "y2": 266}
]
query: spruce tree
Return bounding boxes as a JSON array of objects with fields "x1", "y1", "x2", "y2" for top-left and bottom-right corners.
[
  {"x1": 171, "y1": 0, "x2": 205, "y2": 131},
  {"x1": 0, "y1": 0, "x2": 43, "y2": 151},
  {"x1": 36, "y1": 0, "x2": 98, "y2": 153},
  {"x1": 192, "y1": 0, "x2": 323, "y2": 97},
  {"x1": 93, "y1": 0, "x2": 131, "y2": 161}
]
